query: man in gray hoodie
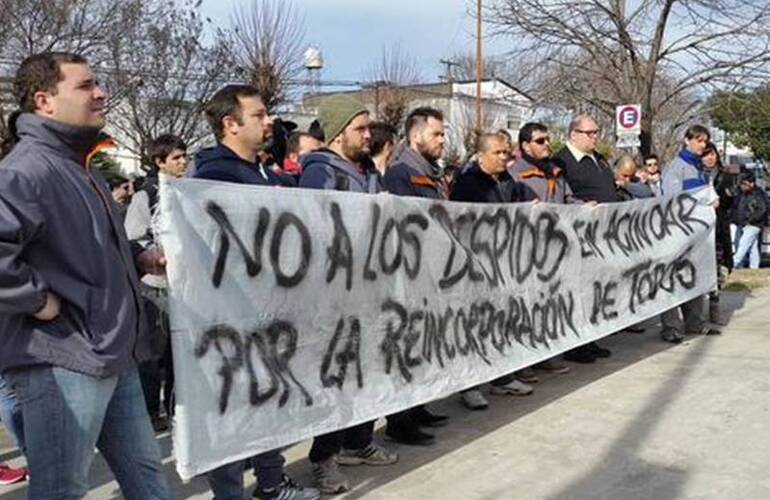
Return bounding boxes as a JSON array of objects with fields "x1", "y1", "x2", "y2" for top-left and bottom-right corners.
[
  {"x1": 0, "y1": 52, "x2": 170, "y2": 499},
  {"x1": 660, "y1": 125, "x2": 720, "y2": 343}
]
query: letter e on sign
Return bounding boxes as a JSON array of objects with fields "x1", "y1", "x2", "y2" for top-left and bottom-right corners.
[{"x1": 616, "y1": 104, "x2": 641, "y2": 133}]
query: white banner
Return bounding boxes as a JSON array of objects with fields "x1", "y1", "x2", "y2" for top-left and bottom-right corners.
[{"x1": 159, "y1": 179, "x2": 716, "y2": 480}]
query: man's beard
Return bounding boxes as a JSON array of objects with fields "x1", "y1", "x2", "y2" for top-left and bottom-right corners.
[
  {"x1": 342, "y1": 141, "x2": 370, "y2": 163},
  {"x1": 416, "y1": 141, "x2": 439, "y2": 162}
]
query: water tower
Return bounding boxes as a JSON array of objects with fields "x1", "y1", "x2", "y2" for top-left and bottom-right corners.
[{"x1": 304, "y1": 46, "x2": 324, "y2": 97}]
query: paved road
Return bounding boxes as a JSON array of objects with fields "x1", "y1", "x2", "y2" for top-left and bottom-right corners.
[{"x1": 2, "y1": 286, "x2": 768, "y2": 499}]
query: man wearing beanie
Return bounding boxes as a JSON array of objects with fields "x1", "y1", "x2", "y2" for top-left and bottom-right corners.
[
  {"x1": 299, "y1": 95, "x2": 398, "y2": 495},
  {"x1": 300, "y1": 94, "x2": 381, "y2": 192}
]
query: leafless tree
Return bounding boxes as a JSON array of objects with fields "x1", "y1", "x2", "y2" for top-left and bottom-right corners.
[
  {"x1": 227, "y1": 0, "x2": 306, "y2": 111},
  {"x1": 0, "y1": 0, "x2": 145, "y2": 64},
  {"x1": 363, "y1": 42, "x2": 423, "y2": 129},
  {"x1": 103, "y1": 0, "x2": 231, "y2": 164},
  {"x1": 487, "y1": 0, "x2": 770, "y2": 156}
]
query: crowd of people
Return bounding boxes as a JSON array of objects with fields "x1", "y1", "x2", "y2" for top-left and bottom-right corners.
[{"x1": 0, "y1": 50, "x2": 766, "y2": 499}]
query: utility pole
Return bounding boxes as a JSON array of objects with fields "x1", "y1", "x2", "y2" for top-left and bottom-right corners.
[
  {"x1": 476, "y1": 0, "x2": 483, "y2": 133},
  {"x1": 439, "y1": 58, "x2": 460, "y2": 98}
]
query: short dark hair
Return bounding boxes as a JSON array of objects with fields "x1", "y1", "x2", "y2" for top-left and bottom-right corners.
[
  {"x1": 147, "y1": 134, "x2": 187, "y2": 167},
  {"x1": 286, "y1": 131, "x2": 313, "y2": 156},
  {"x1": 518, "y1": 122, "x2": 548, "y2": 145},
  {"x1": 370, "y1": 122, "x2": 397, "y2": 157},
  {"x1": 405, "y1": 107, "x2": 444, "y2": 142},
  {"x1": 685, "y1": 124, "x2": 710, "y2": 141},
  {"x1": 478, "y1": 132, "x2": 506, "y2": 154},
  {"x1": 738, "y1": 170, "x2": 756, "y2": 184},
  {"x1": 308, "y1": 119, "x2": 325, "y2": 143},
  {"x1": 14, "y1": 52, "x2": 88, "y2": 113},
  {"x1": 643, "y1": 154, "x2": 659, "y2": 163},
  {"x1": 205, "y1": 85, "x2": 261, "y2": 141}
]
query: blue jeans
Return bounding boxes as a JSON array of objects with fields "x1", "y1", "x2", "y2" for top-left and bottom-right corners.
[
  {"x1": 734, "y1": 225, "x2": 761, "y2": 269},
  {"x1": 0, "y1": 374, "x2": 25, "y2": 452},
  {"x1": 6, "y1": 366, "x2": 171, "y2": 500},
  {"x1": 206, "y1": 450, "x2": 285, "y2": 499}
]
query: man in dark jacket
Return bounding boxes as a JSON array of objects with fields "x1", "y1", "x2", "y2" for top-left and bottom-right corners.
[
  {"x1": 194, "y1": 85, "x2": 319, "y2": 500},
  {"x1": 553, "y1": 115, "x2": 614, "y2": 360},
  {"x1": 380, "y1": 107, "x2": 450, "y2": 445},
  {"x1": 732, "y1": 170, "x2": 768, "y2": 269},
  {"x1": 383, "y1": 107, "x2": 448, "y2": 199},
  {"x1": 450, "y1": 133, "x2": 537, "y2": 410},
  {"x1": 554, "y1": 115, "x2": 618, "y2": 204},
  {"x1": 299, "y1": 94, "x2": 398, "y2": 495},
  {"x1": 0, "y1": 52, "x2": 170, "y2": 499}
]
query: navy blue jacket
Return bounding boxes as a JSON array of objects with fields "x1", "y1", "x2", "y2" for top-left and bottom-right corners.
[
  {"x1": 0, "y1": 114, "x2": 149, "y2": 376},
  {"x1": 194, "y1": 144, "x2": 286, "y2": 187},
  {"x1": 450, "y1": 161, "x2": 525, "y2": 203},
  {"x1": 299, "y1": 149, "x2": 381, "y2": 193}
]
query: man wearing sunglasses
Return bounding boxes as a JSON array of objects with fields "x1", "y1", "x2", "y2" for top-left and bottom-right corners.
[{"x1": 553, "y1": 115, "x2": 616, "y2": 362}]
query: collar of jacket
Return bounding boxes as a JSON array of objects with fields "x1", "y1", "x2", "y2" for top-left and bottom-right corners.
[
  {"x1": 395, "y1": 143, "x2": 443, "y2": 179},
  {"x1": 679, "y1": 148, "x2": 704, "y2": 168},
  {"x1": 520, "y1": 153, "x2": 561, "y2": 177},
  {"x1": 16, "y1": 113, "x2": 102, "y2": 166}
]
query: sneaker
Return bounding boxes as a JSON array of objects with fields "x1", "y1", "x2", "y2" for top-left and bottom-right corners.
[
  {"x1": 661, "y1": 329, "x2": 684, "y2": 344},
  {"x1": 623, "y1": 325, "x2": 646, "y2": 333},
  {"x1": 310, "y1": 458, "x2": 349, "y2": 495},
  {"x1": 705, "y1": 327, "x2": 722, "y2": 335},
  {"x1": 534, "y1": 359, "x2": 571, "y2": 375},
  {"x1": 385, "y1": 422, "x2": 435, "y2": 446},
  {"x1": 460, "y1": 389, "x2": 489, "y2": 410},
  {"x1": 407, "y1": 405, "x2": 449, "y2": 427},
  {"x1": 0, "y1": 464, "x2": 27, "y2": 485},
  {"x1": 489, "y1": 379, "x2": 534, "y2": 396},
  {"x1": 515, "y1": 368, "x2": 540, "y2": 383},
  {"x1": 586, "y1": 342, "x2": 611, "y2": 358},
  {"x1": 563, "y1": 347, "x2": 596, "y2": 364},
  {"x1": 338, "y1": 443, "x2": 398, "y2": 466}
]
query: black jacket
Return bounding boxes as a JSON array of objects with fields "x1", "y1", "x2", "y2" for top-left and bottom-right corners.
[
  {"x1": 734, "y1": 187, "x2": 769, "y2": 227},
  {"x1": 554, "y1": 146, "x2": 618, "y2": 203},
  {"x1": 450, "y1": 161, "x2": 525, "y2": 203}
]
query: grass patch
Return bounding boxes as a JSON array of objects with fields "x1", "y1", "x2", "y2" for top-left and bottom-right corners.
[{"x1": 724, "y1": 269, "x2": 770, "y2": 292}]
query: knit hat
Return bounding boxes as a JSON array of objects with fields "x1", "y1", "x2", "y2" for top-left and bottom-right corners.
[{"x1": 318, "y1": 94, "x2": 369, "y2": 144}]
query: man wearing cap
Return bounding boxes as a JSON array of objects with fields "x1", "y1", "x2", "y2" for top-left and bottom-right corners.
[{"x1": 299, "y1": 95, "x2": 398, "y2": 495}]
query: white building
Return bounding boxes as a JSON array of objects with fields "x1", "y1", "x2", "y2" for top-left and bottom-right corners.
[{"x1": 304, "y1": 78, "x2": 536, "y2": 160}]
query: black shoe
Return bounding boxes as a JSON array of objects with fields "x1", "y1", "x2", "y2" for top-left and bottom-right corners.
[
  {"x1": 624, "y1": 326, "x2": 646, "y2": 333},
  {"x1": 407, "y1": 405, "x2": 449, "y2": 428},
  {"x1": 563, "y1": 347, "x2": 596, "y2": 364},
  {"x1": 586, "y1": 342, "x2": 611, "y2": 358},
  {"x1": 705, "y1": 328, "x2": 721, "y2": 335},
  {"x1": 385, "y1": 423, "x2": 435, "y2": 446}
]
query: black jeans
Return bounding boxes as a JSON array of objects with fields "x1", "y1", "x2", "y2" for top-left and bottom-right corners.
[{"x1": 309, "y1": 421, "x2": 374, "y2": 463}]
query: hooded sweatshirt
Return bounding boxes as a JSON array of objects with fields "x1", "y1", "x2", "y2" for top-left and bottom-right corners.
[
  {"x1": 0, "y1": 113, "x2": 149, "y2": 376},
  {"x1": 194, "y1": 143, "x2": 286, "y2": 187},
  {"x1": 299, "y1": 148, "x2": 381, "y2": 193}
]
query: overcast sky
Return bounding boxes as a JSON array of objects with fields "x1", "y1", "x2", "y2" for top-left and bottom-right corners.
[{"x1": 202, "y1": 0, "x2": 510, "y2": 83}]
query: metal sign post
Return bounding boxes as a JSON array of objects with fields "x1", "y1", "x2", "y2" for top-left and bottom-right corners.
[{"x1": 616, "y1": 104, "x2": 641, "y2": 149}]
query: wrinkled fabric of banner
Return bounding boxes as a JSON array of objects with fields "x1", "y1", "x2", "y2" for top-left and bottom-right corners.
[{"x1": 159, "y1": 178, "x2": 716, "y2": 479}]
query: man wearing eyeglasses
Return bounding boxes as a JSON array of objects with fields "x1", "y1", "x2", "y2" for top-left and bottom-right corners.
[
  {"x1": 641, "y1": 155, "x2": 662, "y2": 196},
  {"x1": 553, "y1": 115, "x2": 616, "y2": 362}
]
